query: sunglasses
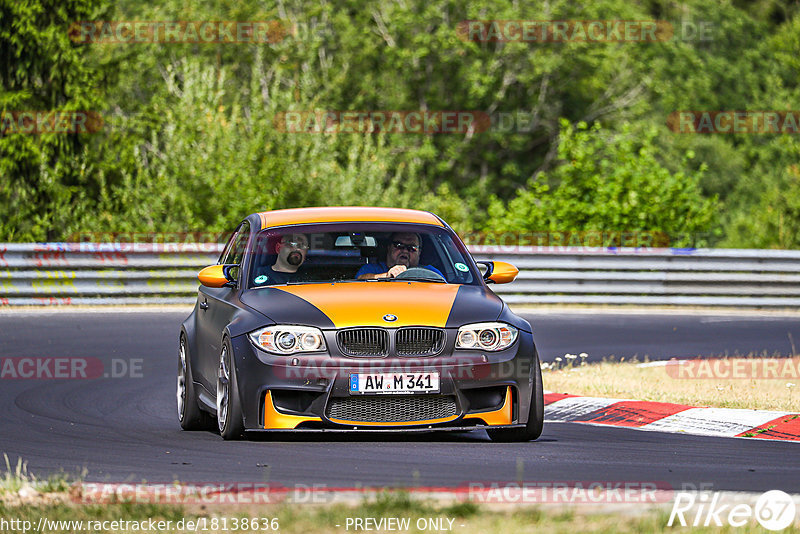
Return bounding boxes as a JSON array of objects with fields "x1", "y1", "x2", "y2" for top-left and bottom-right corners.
[
  {"x1": 283, "y1": 241, "x2": 309, "y2": 250},
  {"x1": 392, "y1": 241, "x2": 419, "y2": 253}
]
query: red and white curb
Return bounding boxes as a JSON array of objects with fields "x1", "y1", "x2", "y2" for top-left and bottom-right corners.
[{"x1": 544, "y1": 393, "x2": 800, "y2": 441}]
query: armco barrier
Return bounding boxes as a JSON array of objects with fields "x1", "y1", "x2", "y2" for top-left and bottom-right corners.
[
  {"x1": 0, "y1": 243, "x2": 221, "y2": 306},
  {"x1": 475, "y1": 246, "x2": 800, "y2": 307},
  {"x1": 1, "y1": 243, "x2": 800, "y2": 307}
]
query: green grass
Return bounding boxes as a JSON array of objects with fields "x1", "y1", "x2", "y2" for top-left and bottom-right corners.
[
  {"x1": 0, "y1": 454, "x2": 77, "y2": 497},
  {"x1": 543, "y1": 354, "x2": 800, "y2": 412},
  {"x1": 0, "y1": 455, "x2": 29, "y2": 494}
]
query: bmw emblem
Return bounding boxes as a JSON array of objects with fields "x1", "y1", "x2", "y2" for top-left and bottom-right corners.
[{"x1": 383, "y1": 314, "x2": 397, "y2": 322}]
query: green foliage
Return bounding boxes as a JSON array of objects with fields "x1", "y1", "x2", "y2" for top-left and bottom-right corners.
[
  {"x1": 484, "y1": 121, "x2": 716, "y2": 246},
  {"x1": 721, "y1": 136, "x2": 800, "y2": 248},
  {"x1": 0, "y1": 0, "x2": 108, "y2": 240},
  {"x1": 0, "y1": 0, "x2": 798, "y2": 247},
  {"x1": 86, "y1": 51, "x2": 424, "y2": 234}
]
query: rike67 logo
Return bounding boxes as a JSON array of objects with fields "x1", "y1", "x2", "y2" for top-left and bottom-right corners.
[{"x1": 669, "y1": 490, "x2": 797, "y2": 530}]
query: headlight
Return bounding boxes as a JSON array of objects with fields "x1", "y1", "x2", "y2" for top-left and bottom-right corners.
[
  {"x1": 248, "y1": 326, "x2": 327, "y2": 355},
  {"x1": 455, "y1": 322, "x2": 518, "y2": 351}
]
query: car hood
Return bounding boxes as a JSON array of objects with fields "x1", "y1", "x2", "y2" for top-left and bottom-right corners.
[{"x1": 240, "y1": 282, "x2": 505, "y2": 329}]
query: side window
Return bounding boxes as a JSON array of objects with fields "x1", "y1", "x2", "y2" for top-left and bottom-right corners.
[
  {"x1": 230, "y1": 221, "x2": 250, "y2": 266},
  {"x1": 218, "y1": 221, "x2": 250, "y2": 266},
  {"x1": 218, "y1": 229, "x2": 239, "y2": 265}
]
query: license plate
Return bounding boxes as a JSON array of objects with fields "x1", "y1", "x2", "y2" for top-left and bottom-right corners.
[{"x1": 349, "y1": 372, "x2": 440, "y2": 395}]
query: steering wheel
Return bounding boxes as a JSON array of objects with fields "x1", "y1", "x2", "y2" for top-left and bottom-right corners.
[{"x1": 394, "y1": 267, "x2": 446, "y2": 282}]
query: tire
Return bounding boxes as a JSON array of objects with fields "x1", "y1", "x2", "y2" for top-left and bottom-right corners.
[
  {"x1": 216, "y1": 338, "x2": 245, "y2": 440},
  {"x1": 177, "y1": 335, "x2": 213, "y2": 431},
  {"x1": 487, "y1": 353, "x2": 544, "y2": 443}
]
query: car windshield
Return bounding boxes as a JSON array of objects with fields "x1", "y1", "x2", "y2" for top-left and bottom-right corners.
[{"x1": 246, "y1": 223, "x2": 480, "y2": 287}]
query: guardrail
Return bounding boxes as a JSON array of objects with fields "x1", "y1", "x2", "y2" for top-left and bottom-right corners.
[
  {"x1": 0, "y1": 243, "x2": 221, "y2": 306},
  {"x1": 1, "y1": 243, "x2": 800, "y2": 307},
  {"x1": 475, "y1": 246, "x2": 800, "y2": 307}
]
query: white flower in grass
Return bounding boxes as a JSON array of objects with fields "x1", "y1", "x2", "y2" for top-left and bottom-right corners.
[
  {"x1": 565, "y1": 354, "x2": 577, "y2": 360},
  {"x1": 787, "y1": 383, "x2": 796, "y2": 389}
]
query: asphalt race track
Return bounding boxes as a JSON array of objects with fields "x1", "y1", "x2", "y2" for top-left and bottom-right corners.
[
  {"x1": 528, "y1": 311, "x2": 800, "y2": 361},
  {"x1": 0, "y1": 309, "x2": 798, "y2": 492}
]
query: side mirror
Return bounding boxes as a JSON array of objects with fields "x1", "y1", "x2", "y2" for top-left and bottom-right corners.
[
  {"x1": 476, "y1": 260, "x2": 519, "y2": 284},
  {"x1": 198, "y1": 264, "x2": 238, "y2": 288}
]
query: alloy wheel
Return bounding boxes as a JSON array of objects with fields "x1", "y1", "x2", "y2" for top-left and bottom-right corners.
[
  {"x1": 216, "y1": 345, "x2": 230, "y2": 432},
  {"x1": 177, "y1": 339, "x2": 187, "y2": 421}
]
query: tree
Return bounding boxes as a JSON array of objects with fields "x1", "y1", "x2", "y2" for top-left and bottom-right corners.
[
  {"x1": 0, "y1": 0, "x2": 108, "y2": 240},
  {"x1": 484, "y1": 120, "x2": 716, "y2": 247}
]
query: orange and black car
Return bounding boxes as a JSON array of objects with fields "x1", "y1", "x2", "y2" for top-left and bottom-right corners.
[{"x1": 178, "y1": 207, "x2": 543, "y2": 441}]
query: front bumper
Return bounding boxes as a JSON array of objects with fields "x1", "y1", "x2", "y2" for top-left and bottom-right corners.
[{"x1": 230, "y1": 330, "x2": 538, "y2": 431}]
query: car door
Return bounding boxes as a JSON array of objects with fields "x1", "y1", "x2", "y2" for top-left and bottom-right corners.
[{"x1": 195, "y1": 221, "x2": 250, "y2": 393}]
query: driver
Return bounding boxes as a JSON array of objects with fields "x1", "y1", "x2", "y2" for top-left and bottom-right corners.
[
  {"x1": 256, "y1": 233, "x2": 309, "y2": 284},
  {"x1": 356, "y1": 232, "x2": 443, "y2": 279}
]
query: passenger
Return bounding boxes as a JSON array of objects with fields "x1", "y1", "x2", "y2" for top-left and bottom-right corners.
[{"x1": 356, "y1": 232, "x2": 443, "y2": 279}]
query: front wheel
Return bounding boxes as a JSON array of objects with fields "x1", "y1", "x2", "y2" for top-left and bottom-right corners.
[
  {"x1": 216, "y1": 339, "x2": 245, "y2": 440},
  {"x1": 487, "y1": 354, "x2": 544, "y2": 443},
  {"x1": 177, "y1": 335, "x2": 213, "y2": 431}
]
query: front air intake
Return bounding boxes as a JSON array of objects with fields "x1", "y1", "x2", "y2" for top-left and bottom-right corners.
[{"x1": 326, "y1": 395, "x2": 458, "y2": 423}]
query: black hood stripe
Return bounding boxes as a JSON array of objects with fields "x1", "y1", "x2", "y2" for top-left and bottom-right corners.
[
  {"x1": 241, "y1": 288, "x2": 335, "y2": 328},
  {"x1": 445, "y1": 285, "x2": 504, "y2": 328}
]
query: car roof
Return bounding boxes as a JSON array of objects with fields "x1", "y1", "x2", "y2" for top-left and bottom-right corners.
[{"x1": 254, "y1": 207, "x2": 444, "y2": 230}]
